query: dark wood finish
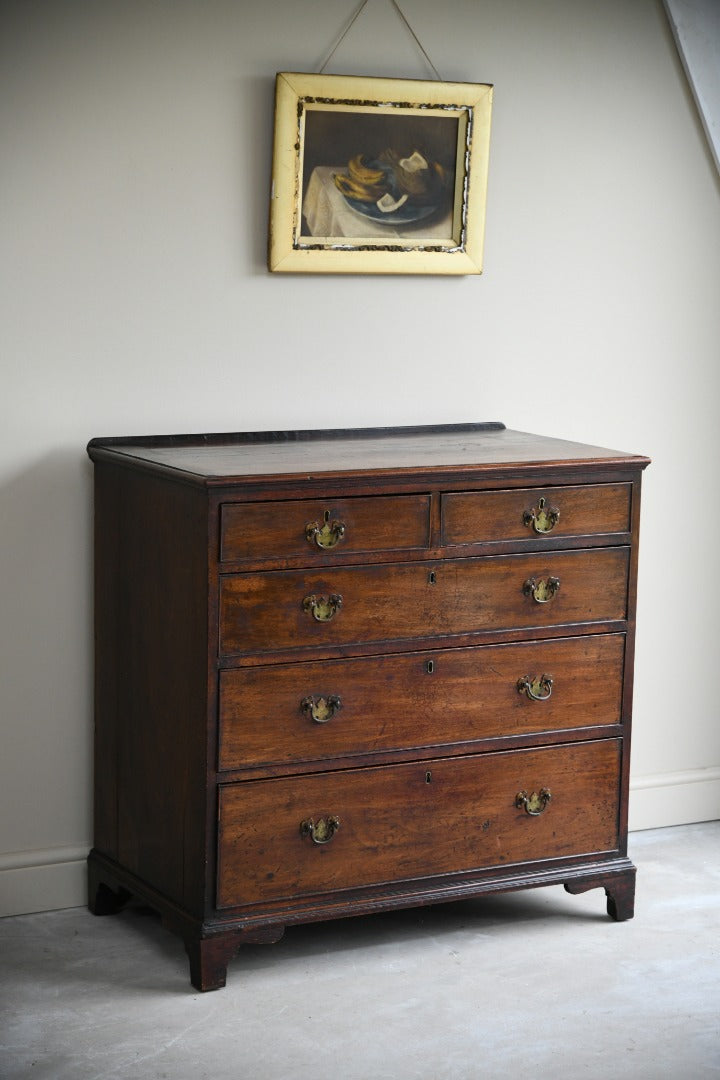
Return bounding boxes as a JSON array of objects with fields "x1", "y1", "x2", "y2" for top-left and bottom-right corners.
[
  {"x1": 87, "y1": 423, "x2": 648, "y2": 990},
  {"x1": 184, "y1": 924, "x2": 286, "y2": 993},
  {"x1": 87, "y1": 422, "x2": 648, "y2": 482},
  {"x1": 217, "y1": 740, "x2": 621, "y2": 909},
  {"x1": 220, "y1": 494, "x2": 430, "y2": 562},
  {"x1": 91, "y1": 464, "x2": 209, "y2": 915},
  {"x1": 87, "y1": 856, "x2": 131, "y2": 916},
  {"x1": 442, "y1": 483, "x2": 631, "y2": 546},
  {"x1": 219, "y1": 548, "x2": 629, "y2": 657},
  {"x1": 564, "y1": 866, "x2": 636, "y2": 921},
  {"x1": 218, "y1": 633, "x2": 625, "y2": 772}
]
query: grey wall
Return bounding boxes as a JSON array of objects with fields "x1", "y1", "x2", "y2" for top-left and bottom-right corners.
[{"x1": 2, "y1": 0, "x2": 719, "y2": 916}]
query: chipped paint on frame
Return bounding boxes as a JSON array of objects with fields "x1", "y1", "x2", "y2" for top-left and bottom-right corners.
[{"x1": 268, "y1": 72, "x2": 493, "y2": 275}]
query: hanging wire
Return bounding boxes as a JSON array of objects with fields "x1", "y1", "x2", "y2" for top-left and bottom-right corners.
[
  {"x1": 317, "y1": 0, "x2": 371, "y2": 74},
  {"x1": 390, "y1": 0, "x2": 442, "y2": 80},
  {"x1": 317, "y1": 0, "x2": 442, "y2": 81}
]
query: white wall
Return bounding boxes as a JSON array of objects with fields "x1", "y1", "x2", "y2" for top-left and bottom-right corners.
[{"x1": 2, "y1": 0, "x2": 719, "y2": 916}]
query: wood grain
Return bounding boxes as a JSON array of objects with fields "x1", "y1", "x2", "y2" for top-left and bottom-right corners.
[
  {"x1": 220, "y1": 494, "x2": 430, "y2": 562},
  {"x1": 87, "y1": 424, "x2": 647, "y2": 990},
  {"x1": 442, "y1": 483, "x2": 631, "y2": 545},
  {"x1": 219, "y1": 548, "x2": 630, "y2": 656},
  {"x1": 217, "y1": 739, "x2": 621, "y2": 908},
  {"x1": 218, "y1": 633, "x2": 625, "y2": 770},
  {"x1": 88, "y1": 424, "x2": 649, "y2": 483}
]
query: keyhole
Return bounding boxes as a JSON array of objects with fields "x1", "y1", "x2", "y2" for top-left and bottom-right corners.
[
  {"x1": 428, "y1": 570, "x2": 436, "y2": 585},
  {"x1": 425, "y1": 771, "x2": 432, "y2": 784},
  {"x1": 426, "y1": 660, "x2": 434, "y2": 675},
  {"x1": 323, "y1": 509, "x2": 330, "y2": 523}
]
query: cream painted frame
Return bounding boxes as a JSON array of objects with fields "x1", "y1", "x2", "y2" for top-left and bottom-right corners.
[{"x1": 268, "y1": 72, "x2": 493, "y2": 275}]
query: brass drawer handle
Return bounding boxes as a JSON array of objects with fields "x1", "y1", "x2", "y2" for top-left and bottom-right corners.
[
  {"x1": 301, "y1": 694, "x2": 342, "y2": 723},
  {"x1": 305, "y1": 511, "x2": 346, "y2": 550},
  {"x1": 302, "y1": 593, "x2": 343, "y2": 622},
  {"x1": 517, "y1": 674, "x2": 554, "y2": 701},
  {"x1": 523, "y1": 496, "x2": 560, "y2": 534},
  {"x1": 515, "y1": 789, "x2": 552, "y2": 816},
  {"x1": 523, "y1": 576, "x2": 560, "y2": 603},
  {"x1": 300, "y1": 816, "x2": 340, "y2": 844}
]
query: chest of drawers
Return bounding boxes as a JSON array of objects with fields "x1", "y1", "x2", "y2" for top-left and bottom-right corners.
[{"x1": 87, "y1": 422, "x2": 649, "y2": 991}]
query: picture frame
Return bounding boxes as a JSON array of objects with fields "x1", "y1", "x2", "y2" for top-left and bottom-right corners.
[{"x1": 268, "y1": 71, "x2": 493, "y2": 275}]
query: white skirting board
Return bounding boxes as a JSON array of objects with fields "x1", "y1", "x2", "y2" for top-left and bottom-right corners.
[
  {"x1": 0, "y1": 844, "x2": 89, "y2": 918},
  {"x1": 628, "y1": 766, "x2": 720, "y2": 832},
  {"x1": 1, "y1": 771, "x2": 719, "y2": 917}
]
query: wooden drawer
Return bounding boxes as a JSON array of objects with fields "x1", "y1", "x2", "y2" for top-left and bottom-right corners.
[
  {"x1": 220, "y1": 495, "x2": 430, "y2": 562},
  {"x1": 218, "y1": 634, "x2": 625, "y2": 770},
  {"x1": 442, "y1": 484, "x2": 631, "y2": 546},
  {"x1": 219, "y1": 547, "x2": 629, "y2": 656},
  {"x1": 217, "y1": 739, "x2": 621, "y2": 908}
]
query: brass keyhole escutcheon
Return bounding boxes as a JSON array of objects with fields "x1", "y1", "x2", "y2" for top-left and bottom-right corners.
[
  {"x1": 523, "y1": 576, "x2": 560, "y2": 604},
  {"x1": 523, "y1": 496, "x2": 560, "y2": 535},
  {"x1": 302, "y1": 593, "x2": 343, "y2": 622},
  {"x1": 305, "y1": 510, "x2": 346, "y2": 550}
]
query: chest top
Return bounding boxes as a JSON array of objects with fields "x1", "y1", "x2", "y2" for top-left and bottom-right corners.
[{"x1": 87, "y1": 421, "x2": 649, "y2": 488}]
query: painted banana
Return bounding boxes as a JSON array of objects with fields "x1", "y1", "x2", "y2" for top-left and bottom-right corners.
[
  {"x1": 333, "y1": 173, "x2": 384, "y2": 202},
  {"x1": 347, "y1": 155, "x2": 385, "y2": 186}
]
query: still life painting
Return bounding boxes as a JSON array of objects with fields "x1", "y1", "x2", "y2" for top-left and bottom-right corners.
[{"x1": 268, "y1": 72, "x2": 493, "y2": 275}]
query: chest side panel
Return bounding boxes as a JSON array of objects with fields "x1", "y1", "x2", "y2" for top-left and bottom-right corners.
[{"x1": 93, "y1": 462, "x2": 210, "y2": 913}]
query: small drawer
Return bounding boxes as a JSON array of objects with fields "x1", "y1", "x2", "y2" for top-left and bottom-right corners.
[
  {"x1": 220, "y1": 495, "x2": 430, "y2": 563},
  {"x1": 442, "y1": 484, "x2": 631, "y2": 546},
  {"x1": 217, "y1": 739, "x2": 621, "y2": 908},
  {"x1": 218, "y1": 547, "x2": 629, "y2": 656},
  {"x1": 218, "y1": 634, "x2": 625, "y2": 770}
]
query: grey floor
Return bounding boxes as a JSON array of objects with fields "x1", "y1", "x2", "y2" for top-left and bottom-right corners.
[{"x1": 1, "y1": 822, "x2": 718, "y2": 1080}]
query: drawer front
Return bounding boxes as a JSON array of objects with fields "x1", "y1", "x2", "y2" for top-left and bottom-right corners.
[
  {"x1": 217, "y1": 739, "x2": 621, "y2": 908},
  {"x1": 219, "y1": 548, "x2": 629, "y2": 656},
  {"x1": 218, "y1": 634, "x2": 625, "y2": 770},
  {"x1": 442, "y1": 484, "x2": 631, "y2": 546},
  {"x1": 220, "y1": 495, "x2": 431, "y2": 562}
]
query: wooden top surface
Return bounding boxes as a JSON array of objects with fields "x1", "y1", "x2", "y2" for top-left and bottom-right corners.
[{"x1": 87, "y1": 423, "x2": 650, "y2": 482}]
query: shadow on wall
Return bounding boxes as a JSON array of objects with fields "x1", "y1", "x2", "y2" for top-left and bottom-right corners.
[
  {"x1": 0, "y1": 449, "x2": 94, "y2": 852},
  {"x1": 237, "y1": 74, "x2": 277, "y2": 273}
]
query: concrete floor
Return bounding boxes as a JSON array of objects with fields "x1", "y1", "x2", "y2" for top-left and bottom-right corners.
[{"x1": 1, "y1": 821, "x2": 718, "y2": 1080}]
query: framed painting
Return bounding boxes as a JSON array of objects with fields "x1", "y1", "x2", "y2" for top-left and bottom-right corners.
[{"x1": 268, "y1": 72, "x2": 493, "y2": 275}]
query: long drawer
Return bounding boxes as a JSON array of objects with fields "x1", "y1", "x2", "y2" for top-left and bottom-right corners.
[
  {"x1": 217, "y1": 739, "x2": 621, "y2": 908},
  {"x1": 219, "y1": 548, "x2": 629, "y2": 656},
  {"x1": 218, "y1": 634, "x2": 625, "y2": 770}
]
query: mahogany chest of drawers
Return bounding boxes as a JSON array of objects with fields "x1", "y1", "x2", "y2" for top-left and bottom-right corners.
[{"x1": 87, "y1": 422, "x2": 649, "y2": 991}]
